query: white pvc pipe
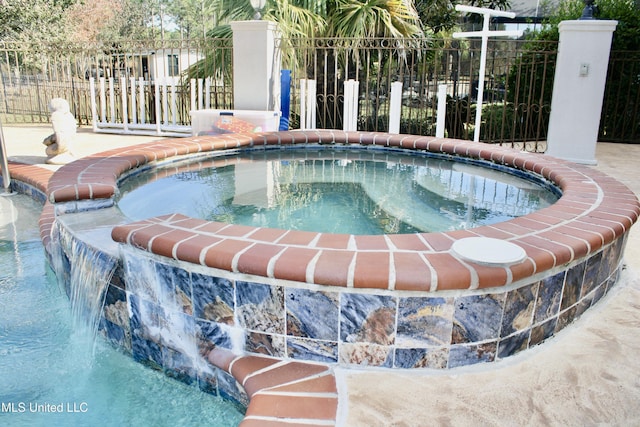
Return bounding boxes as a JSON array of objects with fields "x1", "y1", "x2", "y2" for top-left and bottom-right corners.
[
  {"x1": 108, "y1": 78, "x2": 116, "y2": 124},
  {"x1": 120, "y1": 77, "x2": 129, "y2": 132},
  {"x1": 473, "y1": 13, "x2": 491, "y2": 143},
  {"x1": 89, "y1": 77, "x2": 98, "y2": 132},
  {"x1": 190, "y1": 78, "x2": 197, "y2": 112},
  {"x1": 300, "y1": 79, "x2": 317, "y2": 130},
  {"x1": 436, "y1": 84, "x2": 447, "y2": 138},
  {"x1": 138, "y1": 78, "x2": 145, "y2": 125},
  {"x1": 388, "y1": 82, "x2": 403, "y2": 134},
  {"x1": 300, "y1": 79, "x2": 307, "y2": 129},
  {"x1": 99, "y1": 78, "x2": 107, "y2": 123},
  {"x1": 343, "y1": 81, "x2": 351, "y2": 131},
  {"x1": 154, "y1": 80, "x2": 162, "y2": 135},
  {"x1": 453, "y1": 5, "x2": 522, "y2": 142},
  {"x1": 170, "y1": 82, "x2": 177, "y2": 125},
  {"x1": 162, "y1": 81, "x2": 168, "y2": 126},
  {"x1": 307, "y1": 80, "x2": 316, "y2": 129},
  {"x1": 205, "y1": 77, "x2": 211, "y2": 110},
  {"x1": 198, "y1": 78, "x2": 204, "y2": 110},
  {"x1": 130, "y1": 77, "x2": 137, "y2": 125}
]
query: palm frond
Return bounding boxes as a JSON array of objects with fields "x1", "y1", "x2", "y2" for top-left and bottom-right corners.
[{"x1": 329, "y1": 0, "x2": 423, "y2": 39}]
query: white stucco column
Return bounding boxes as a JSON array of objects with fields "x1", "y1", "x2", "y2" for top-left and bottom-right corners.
[
  {"x1": 230, "y1": 20, "x2": 281, "y2": 111},
  {"x1": 546, "y1": 20, "x2": 617, "y2": 165}
]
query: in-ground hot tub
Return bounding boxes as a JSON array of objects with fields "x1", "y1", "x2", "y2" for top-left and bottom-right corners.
[
  {"x1": 115, "y1": 147, "x2": 560, "y2": 235},
  {"x1": 44, "y1": 131, "x2": 639, "y2": 404}
]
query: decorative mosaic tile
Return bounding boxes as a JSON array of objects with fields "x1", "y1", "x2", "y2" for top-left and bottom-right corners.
[
  {"x1": 394, "y1": 347, "x2": 449, "y2": 369},
  {"x1": 451, "y1": 293, "x2": 505, "y2": 344},
  {"x1": 339, "y1": 342, "x2": 393, "y2": 367},
  {"x1": 448, "y1": 341, "x2": 497, "y2": 368},
  {"x1": 245, "y1": 331, "x2": 286, "y2": 357},
  {"x1": 286, "y1": 336, "x2": 338, "y2": 363},
  {"x1": 286, "y1": 288, "x2": 339, "y2": 341},
  {"x1": 236, "y1": 281, "x2": 285, "y2": 334},
  {"x1": 497, "y1": 329, "x2": 530, "y2": 358},
  {"x1": 534, "y1": 272, "x2": 564, "y2": 323},
  {"x1": 340, "y1": 294, "x2": 396, "y2": 345},
  {"x1": 192, "y1": 273, "x2": 235, "y2": 324},
  {"x1": 396, "y1": 296, "x2": 454, "y2": 347},
  {"x1": 561, "y1": 261, "x2": 586, "y2": 310},
  {"x1": 501, "y1": 284, "x2": 536, "y2": 337}
]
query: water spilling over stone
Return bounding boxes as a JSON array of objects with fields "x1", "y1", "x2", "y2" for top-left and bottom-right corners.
[
  {"x1": 121, "y1": 247, "x2": 245, "y2": 378},
  {"x1": 50, "y1": 222, "x2": 117, "y2": 342}
]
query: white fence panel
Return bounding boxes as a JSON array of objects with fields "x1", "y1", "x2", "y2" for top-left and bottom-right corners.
[{"x1": 90, "y1": 77, "x2": 199, "y2": 137}]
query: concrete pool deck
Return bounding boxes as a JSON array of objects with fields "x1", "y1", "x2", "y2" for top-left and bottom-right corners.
[{"x1": 2, "y1": 124, "x2": 640, "y2": 425}]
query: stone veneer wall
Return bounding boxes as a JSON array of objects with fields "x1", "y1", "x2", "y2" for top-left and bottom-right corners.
[
  {"x1": 49, "y1": 223, "x2": 625, "y2": 409},
  {"x1": 96, "y1": 233, "x2": 626, "y2": 373}
]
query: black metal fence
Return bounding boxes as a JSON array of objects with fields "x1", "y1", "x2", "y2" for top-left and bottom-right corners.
[
  {"x1": 281, "y1": 37, "x2": 557, "y2": 151},
  {"x1": 0, "y1": 38, "x2": 234, "y2": 127},
  {"x1": 600, "y1": 51, "x2": 640, "y2": 143},
  {"x1": 1, "y1": 37, "x2": 563, "y2": 151}
]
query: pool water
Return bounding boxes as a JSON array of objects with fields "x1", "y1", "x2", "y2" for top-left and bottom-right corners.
[
  {"x1": 0, "y1": 195, "x2": 244, "y2": 427},
  {"x1": 117, "y1": 148, "x2": 559, "y2": 234}
]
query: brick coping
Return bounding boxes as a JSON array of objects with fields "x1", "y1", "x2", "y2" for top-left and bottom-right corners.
[{"x1": 41, "y1": 129, "x2": 637, "y2": 292}]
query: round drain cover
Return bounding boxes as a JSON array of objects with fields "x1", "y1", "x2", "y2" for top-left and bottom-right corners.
[{"x1": 451, "y1": 237, "x2": 527, "y2": 266}]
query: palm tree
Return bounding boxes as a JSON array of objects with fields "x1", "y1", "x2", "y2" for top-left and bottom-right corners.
[
  {"x1": 184, "y1": 0, "x2": 423, "y2": 81},
  {"x1": 184, "y1": 0, "x2": 424, "y2": 128}
]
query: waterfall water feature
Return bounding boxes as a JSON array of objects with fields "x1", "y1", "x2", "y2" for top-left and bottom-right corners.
[
  {"x1": 2, "y1": 194, "x2": 245, "y2": 426},
  {"x1": 50, "y1": 219, "x2": 247, "y2": 393},
  {"x1": 49, "y1": 222, "x2": 117, "y2": 349},
  {"x1": 122, "y1": 247, "x2": 216, "y2": 379}
]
